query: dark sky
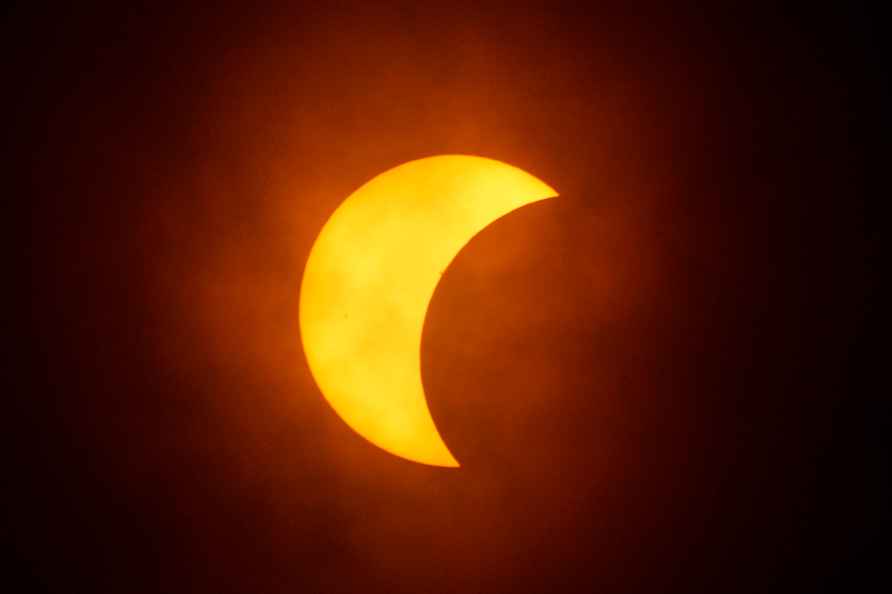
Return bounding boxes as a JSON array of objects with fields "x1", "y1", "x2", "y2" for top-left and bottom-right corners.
[{"x1": 21, "y1": 2, "x2": 885, "y2": 593}]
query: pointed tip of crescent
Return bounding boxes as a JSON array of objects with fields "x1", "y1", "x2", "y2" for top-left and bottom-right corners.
[
  {"x1": 432, "y1": 459, "x2": 461, "y2": 468},
  {"x1": 379, "y1": 441, "x2": 461, "y2": 468},
  {"x1": 440, "y1": 455, "x2": 461, "y2": 469},
  {"x1": 428, "y1": 459, "x2": 461, "y2": 468},
  {"x1": 412, "y1": 439, "x2": 461, "y2": 468}
]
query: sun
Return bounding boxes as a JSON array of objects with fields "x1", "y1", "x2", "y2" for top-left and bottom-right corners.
[{"x1": 299, "y1": 155, "x2": 557, "y2": 466}]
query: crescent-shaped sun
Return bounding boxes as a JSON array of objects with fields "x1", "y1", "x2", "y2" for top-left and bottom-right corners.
[{"x1": 299, "y1": 155, "x2": 558, "y2": 466}]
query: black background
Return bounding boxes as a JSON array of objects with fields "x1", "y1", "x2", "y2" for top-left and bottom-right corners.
[{"x1": 20, "y1": 2, "x2": 885, "y2": 593}]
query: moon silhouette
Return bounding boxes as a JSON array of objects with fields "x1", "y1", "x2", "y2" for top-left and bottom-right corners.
[{"x1": 299, "y1": 155, "x2": 558, "y2": 466}]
